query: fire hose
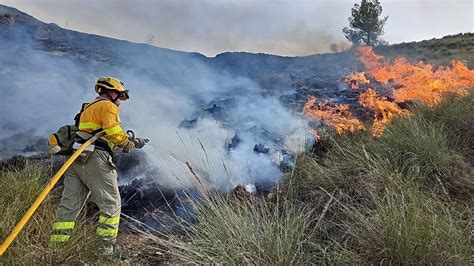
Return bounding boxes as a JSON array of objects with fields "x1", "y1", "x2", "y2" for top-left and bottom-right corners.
[{"x1": 0, "y1": 131, "x2": 106, "y2": 256}]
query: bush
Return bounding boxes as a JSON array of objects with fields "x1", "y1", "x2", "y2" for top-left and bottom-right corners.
[{"x1": 285, "y1": 92, "x2": 474, "y2": 263}]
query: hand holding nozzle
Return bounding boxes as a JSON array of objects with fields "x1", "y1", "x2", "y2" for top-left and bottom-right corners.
[{"x1": 126, "y1": 130, "x2": 149, "y2": 149}]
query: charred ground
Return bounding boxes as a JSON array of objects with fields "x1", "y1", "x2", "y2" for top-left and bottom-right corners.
[{"x1": 0, "y1": 4, "x2": 473, "y2": 264}]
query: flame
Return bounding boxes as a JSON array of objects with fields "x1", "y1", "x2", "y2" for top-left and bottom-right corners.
[
  {"x1": 303, "y1": 96, "x2": 364, "y2": 135},
  {"x1": 358, "y1": 48, "x2": 474, "y2": 107},
  {"x1": 346, "y1": 72, "x2": 370, "y2": 89},
  {"x1": 304, "y1": 46, "x2": 474, "y2": 138},
  {"x1": 315, "y1": 131, "x2": 321, "y2": 142},
  {"x1": 358, "y1": 88, "x2": 410, "y2": 136},
  {"x1": 355, "y1": 46, "x2": 383, "y2": 71}
]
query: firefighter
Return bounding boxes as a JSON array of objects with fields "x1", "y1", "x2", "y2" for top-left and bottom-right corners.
[{"x1": 50, "y1": 77, "x2": 147, "y2": 256}]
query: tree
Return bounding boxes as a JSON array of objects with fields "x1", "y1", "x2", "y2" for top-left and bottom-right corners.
[
  {"x1": 145, "y1": 33, "x2": 156, "y2": 45},
  {"x1": 343, "y1": 0, "x2": 388, "y2": 46}
]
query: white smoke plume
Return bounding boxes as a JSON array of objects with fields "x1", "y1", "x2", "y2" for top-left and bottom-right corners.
[{"x1": 0, "y1": 23, "x2": 311, "y2": 192}]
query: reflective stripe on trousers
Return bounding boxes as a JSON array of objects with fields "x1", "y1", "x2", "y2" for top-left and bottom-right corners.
[
  {"x1": 50, "y1": 221, "x2": 75, "y2": 242},
  {"x1": 50, "y1": 215, "x2": 120, "y2": 243},
  {"x1": 96, "y1": 214, "x2": 120, "y2": 240}
]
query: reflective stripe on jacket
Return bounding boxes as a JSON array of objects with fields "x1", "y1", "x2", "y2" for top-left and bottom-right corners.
[{"x1": 78, "y1": 97, "x2": 128, "y2": 149}]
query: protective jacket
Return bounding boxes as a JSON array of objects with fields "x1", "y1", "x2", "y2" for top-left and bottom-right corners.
[{"x1": 78, "y1": 96, "x2": 129, "y2": 150}]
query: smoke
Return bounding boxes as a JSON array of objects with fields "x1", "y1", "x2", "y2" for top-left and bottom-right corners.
[
  {"x1": 117, "y1": 53, "x2": 309, "y2": 190},
  {"x1": 0, "y1": 22, "x2": 310, "y2": 191},
  {"x1": 0, "y1": 26, "x2": 97, "y2": 144},
  {"x1": 2, "y1": 0, "x2": 349, "y2": 56},
  {"x1": 5, "y1": 0, "x2": 473, "y2": 56}
]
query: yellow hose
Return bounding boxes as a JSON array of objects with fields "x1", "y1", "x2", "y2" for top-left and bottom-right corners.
[{"x1": 0, "y1": 131, "x2": 105, "y2": 256}]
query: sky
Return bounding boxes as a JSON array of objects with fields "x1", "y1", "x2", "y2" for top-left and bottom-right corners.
[{"x1": 2, "y1": 0, "x2": 473, "y2": 56}]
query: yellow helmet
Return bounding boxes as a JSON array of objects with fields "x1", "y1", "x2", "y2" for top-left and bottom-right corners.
[{"x1": 95, "y1": 76, "x2": 129, "y2": 100}]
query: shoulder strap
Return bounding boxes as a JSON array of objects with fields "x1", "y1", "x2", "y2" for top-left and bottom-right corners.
[
  {"x1": 83, "y1": 98, "x2": 107, "y2": 111},
  {"x1": 74, "y1": 99, "x2": 107, "y2": 126}
]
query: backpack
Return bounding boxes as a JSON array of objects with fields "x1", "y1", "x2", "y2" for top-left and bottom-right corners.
[
  {"x1": 48, "y1": 99, "x2": 105, "y2": 155},
  {"x1": 48, "y1": 125, "x2": 78, "y2": 155}
]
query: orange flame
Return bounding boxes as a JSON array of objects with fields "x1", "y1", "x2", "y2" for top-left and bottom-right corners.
[
  {"x1": 358, "y1": 88, "x2": 410, "y2": 136},
  {"x1": 303, "y1": 96, "x2": 364, "y2": 135},
  {"x1": 358, "y1": 48, "x2": 474, "y2": 107},
  {"x1": 346, "y1": 72, "x2": 370, "y2": 89},
  {"x1": 304, "y1": 46, "x2": 474, "y2": 138},
  {"x1": 355, "y1": 46, "x2": 383, "y2": 71}
]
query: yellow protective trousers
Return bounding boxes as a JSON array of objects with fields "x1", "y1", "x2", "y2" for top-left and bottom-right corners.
[{"x1": 50, "y1": 149, "x2": 121, "y2": 243}]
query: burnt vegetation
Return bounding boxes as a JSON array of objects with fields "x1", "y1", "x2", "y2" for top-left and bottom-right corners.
[
  {"x1": 1, "y1": 91, "x2": 472, "y2": 264},
  {"x1": 1, "y1": 4, "x2": 473, "y2": 264}
]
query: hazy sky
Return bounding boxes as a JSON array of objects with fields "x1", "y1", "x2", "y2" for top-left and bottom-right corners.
[{"x1": 3, "y1": 0, "x2": 473, "y2": 56}]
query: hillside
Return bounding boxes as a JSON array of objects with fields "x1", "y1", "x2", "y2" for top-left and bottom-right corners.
[
  {"x1": 1, "y1": 91, "x2": 472, "y2": 264},
  {"x1": 0, "y1": 3, "x2": 473, "y2": 264},
  {"x1": 376, "y1": 33, "x2": 474, "y2": 67},
  {"x1": 1, "y1": 4, "x2": 473, "y2": 161}
]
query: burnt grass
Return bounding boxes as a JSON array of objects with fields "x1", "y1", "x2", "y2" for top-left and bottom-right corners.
[
  {"x1": 0, "y1": 92, "x2": 472, "y2": 264},
  {"x1": 148, "y1": 91, "x2": 473, "y2": 264},
  {"x1": 105, "y1": 91, "x2": 472, "y2": 265},
  {"x1": 0, "y1": 5, "x2": 473, "y2": 262}
]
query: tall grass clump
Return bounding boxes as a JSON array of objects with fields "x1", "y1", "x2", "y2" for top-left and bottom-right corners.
[
  {"x1": 136, "y1": 193, "x2": 325, "y2": 264},
  {"x1": 378, "y1": 108, "x2": 473, "y2": 198},
  {"x1": 344, "y1": 180, "x2": 472, "y2": 264},
  {"x1": 418, "y1": 91, "x2": 474, "y2": 160},
  {"x1": 0, "y1": 162, "x2": 103, "y2": 264},
  {"x1": 286, "y1": 92, "x2": 474, "y2": 264},
  {"x1": 0, "y1": 163, "x2": 56, "y2": 262}
]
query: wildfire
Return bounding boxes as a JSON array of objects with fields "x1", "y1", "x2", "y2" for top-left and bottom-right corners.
[
  {"x1": 358, "y1": 88, "x2": 410, "y2": 136},
  {"x1": 303, "y1": 96, "x2": 364, "y2": 135},
  {"x1": 345, "y1": 72, "x2": 369, "y2": 89},
  {"x1": 304, "y1": 46, "x2": 474, "y2": 137},
  {"x1": 355, "y1": 46, "x2": 383, "y2": 71},
  {"x1": 358, "y1": 47, "x2": 474, "y2": 107}
]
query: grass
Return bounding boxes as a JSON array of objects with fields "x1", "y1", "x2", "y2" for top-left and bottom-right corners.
[
  {"x1": 138, "y1": 195, "x2": 317, "y2": 264},
  {"x1": 376, "y1": 33, "x2": 474, "y2": 67},
  {"x1": 0, "y1": 163, "x2": 56, "y2": 262},
  {"x1": 418, "y1": 92, "x2": 474, "y2": 160},
  {"x1": 348, "y1": 183, "x2": 472, "y2": 264},
  {"x1": 0, "y1": 163, "x2": 126, "y2": 264},
  {"x1": 133, "y1": 91, "x2": 472, "y2": 264},
  {"x1": 286, "y1": 91, "x2": 474, "y2": 264},
  {"x1": 1, "y1": 91, "x2": 473, "y2": 264}
]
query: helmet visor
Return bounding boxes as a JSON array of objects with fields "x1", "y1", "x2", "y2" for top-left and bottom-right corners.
[{"x1": 119, "y1": 90, "x2": 129, "y2": 100}]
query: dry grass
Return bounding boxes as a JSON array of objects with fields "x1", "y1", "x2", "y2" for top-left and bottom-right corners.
[
  {"x1": 1, "y1": 91, "x2": 473, "y2": 264},
  {"x1": 286, "y1": 91, "x2": 474, "y2": 264},
  {"x1": 0, "y1": 162, "x2": 128, "y2": 264},
  {"x1": 126, "y1": 192, "x2": 329, "y2": 264}
]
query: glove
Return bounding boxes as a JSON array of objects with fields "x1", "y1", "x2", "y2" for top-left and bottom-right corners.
[
  {"x1": 134, "y1": 137, "x2": 149, "y2": 149},
  {"x1": 121, "y1": 140, "x2": 135, "y2": 153}
]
